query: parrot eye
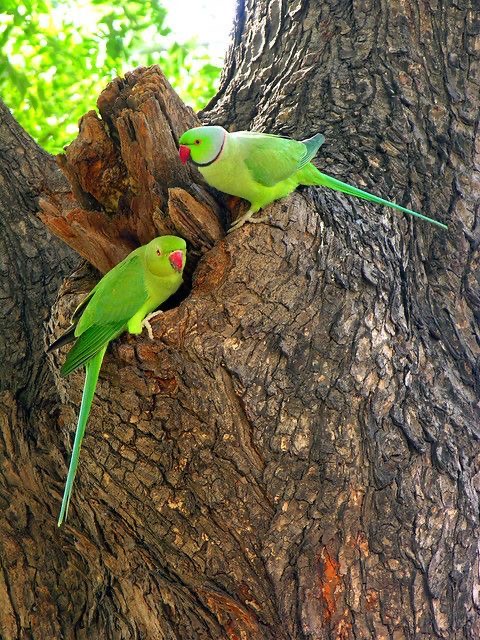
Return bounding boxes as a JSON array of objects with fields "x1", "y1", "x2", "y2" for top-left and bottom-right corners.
[
  {"x1": 195, "y1": 139, "x2": 200, "y2": 145},
  {"x1": 156, "y1": 249, "x2": 162, "y2": 256}
]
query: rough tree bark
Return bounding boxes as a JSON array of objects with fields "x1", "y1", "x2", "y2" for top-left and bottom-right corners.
[{"x1": 0, "y1": 1, "x2": 479, "y2": 639}]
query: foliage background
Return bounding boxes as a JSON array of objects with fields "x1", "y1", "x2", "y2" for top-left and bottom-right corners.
[{"x1": 0, "y1": 0, "x2": 221, "y2": 153}]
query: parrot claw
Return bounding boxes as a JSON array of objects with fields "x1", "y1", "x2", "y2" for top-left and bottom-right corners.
[
  {"x1": 142, "y1": 310, "x2": 164, "y2": 340},
  {"x1": 249, "y1": 214, "x2": 269, "y2": 224},
  {"x1": 228, "y1": 210, "x2": 268, "y2": 233}
]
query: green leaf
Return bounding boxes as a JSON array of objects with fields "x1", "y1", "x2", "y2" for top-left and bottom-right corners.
[{"x1": 0, "y1": 0, "x2": 223, "y2": 153}]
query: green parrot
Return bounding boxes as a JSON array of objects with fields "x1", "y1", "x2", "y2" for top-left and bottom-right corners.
[
  {"x1": 178, "y1": 126, "x2": 447, "y2": 232},
  {"x1": 48, "y1": 235, "x2": 186, "y2": 527}
]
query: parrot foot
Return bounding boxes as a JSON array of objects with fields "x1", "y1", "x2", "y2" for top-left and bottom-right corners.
[
  {"x1": 142, "y1": 310, "x2": 164, "y2": 340},
  {"x1": 228, "y1": 210, "x2": 268, "y2": 233}
]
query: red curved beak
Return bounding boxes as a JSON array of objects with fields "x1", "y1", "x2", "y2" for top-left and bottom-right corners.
[
  {"x1": 179, "y1": 145, "x2": 191, "y2": 165},
  {"x1": 169, "y1": 250, "x2": 184, "y2": 272}
]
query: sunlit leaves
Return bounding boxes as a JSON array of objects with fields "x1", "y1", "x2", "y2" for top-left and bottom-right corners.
[{"x1": 0, "y1": 0, "x2": 221, "y2": 152}]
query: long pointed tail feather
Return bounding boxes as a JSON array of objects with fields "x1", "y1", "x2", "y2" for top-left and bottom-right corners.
[
  {"x1": 57, "y1": 346, "x2": 107, "y2": 527},
  {"x1": 303, "y1": 167, "x2": 448, "y2": 230}
]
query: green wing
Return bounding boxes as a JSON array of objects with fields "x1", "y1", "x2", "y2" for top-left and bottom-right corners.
[
  {"x1": 47, "y1": 282, "x2": 99, "y2": 354},
  {"x1": 61, "y1": 252, "x2": 148, "y2": 376},
  {"x1": 240, "y1": 132, "x2": 325, "y2": 187}
]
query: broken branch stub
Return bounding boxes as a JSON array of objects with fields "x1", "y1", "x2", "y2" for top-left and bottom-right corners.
[
  {"x1": 167, "y1": 187, "x2": 224, "y2": 250},
  {"x1": 39, "y1": 65, "x2": 226, "y2": 273}
]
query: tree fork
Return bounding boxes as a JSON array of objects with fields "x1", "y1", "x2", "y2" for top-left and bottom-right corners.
[{"x1": 39, "y1": 66, "x2": 226, "y2": 274}]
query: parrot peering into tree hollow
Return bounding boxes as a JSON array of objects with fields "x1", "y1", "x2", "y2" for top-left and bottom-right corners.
[
  {"x1": 48, "y1": 235, "x2": 187, "y2": 527},
  {"x1": 178, "y1": 126, "x2": 447, "y2": 232}
]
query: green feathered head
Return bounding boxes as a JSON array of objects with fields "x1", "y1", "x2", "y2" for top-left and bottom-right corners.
[
  {"x1": 145, "y1": 236, "x2": 186, "y2": 277},
  {"x1": 179, "y1": 126, "x2": 226, "y2": 166}
]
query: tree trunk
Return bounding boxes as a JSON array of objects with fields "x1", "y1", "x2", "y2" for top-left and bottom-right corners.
[{"x1": 1, "y1": 0, "x2": 479, "y2": 639}]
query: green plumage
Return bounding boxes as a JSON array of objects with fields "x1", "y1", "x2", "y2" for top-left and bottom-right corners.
[
  {"x1": 60, "y1": 253, "x2": 148, "y2": 376},
  {"x1": 50, "y1": 236, "x2": 186, "y2": 526},
  {"x1": 243, "y1": 132, "x2": 325, "y2": 186},
  {"x1": 178, "y1": 126, "x2": 447, "y2": 231}
]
